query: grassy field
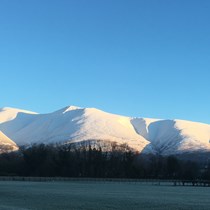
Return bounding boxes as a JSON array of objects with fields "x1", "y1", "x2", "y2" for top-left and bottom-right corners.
[{"x1": 0, "y1": 181, "x2": 210, "y2": 210}]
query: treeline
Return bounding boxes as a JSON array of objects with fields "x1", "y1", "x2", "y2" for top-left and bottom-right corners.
[{"x1": 0, "y1": 143, "x2": 210, "y2": 180}]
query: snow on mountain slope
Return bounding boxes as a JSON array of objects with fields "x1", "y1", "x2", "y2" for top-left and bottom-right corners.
[
  {"x1": 0, "y1": 106, "x2": 153, "y2": 153},
  {"x1": 0, "y1": 107, "x2": 38, "y2": 139},
  {"x1": 175, "y1": 120, "x2": 210, "y2": 152},
  {"x1": 0, "y1": 106, "x2": 210, "y2": 155},
  {"x1": 130, "y1": 118, "x2": 210, "y2": 155},
  {"x1": 0, "y1": 107, "x2": 37, "y2": 123},
  {"x1": 0, "y1": 131, "x2": 18, "y2": 153},
  {"x1": 131, "y1": 118, "x2": 160, "y2": 140}
]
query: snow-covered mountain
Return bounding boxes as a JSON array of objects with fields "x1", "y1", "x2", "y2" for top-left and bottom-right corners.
[
  {"x1": 0, "y1": 106, "x2": 210, "y2": 155},
  {"x1": 0, "y1": 131, "x2": 18, "y2": 153}
]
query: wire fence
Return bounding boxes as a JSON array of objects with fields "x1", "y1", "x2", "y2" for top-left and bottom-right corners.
[{"x1": 0, "y1": 176, "x2": 210, "y2": 186}]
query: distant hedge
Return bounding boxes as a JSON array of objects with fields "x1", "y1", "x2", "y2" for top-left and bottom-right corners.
[{"x1": 0, "y1": 143, "x2": 209, "y2": 180}]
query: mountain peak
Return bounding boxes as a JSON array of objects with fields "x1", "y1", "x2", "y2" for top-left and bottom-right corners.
[
  {"x1": 63, "y1": 105, "x2": 82, "y2": 113},
  {"x1": 54, "y1": 105, "x2": 83, "y2": 114}
]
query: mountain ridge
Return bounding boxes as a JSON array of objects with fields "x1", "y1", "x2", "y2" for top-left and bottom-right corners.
[{"x1": 0, "y1": 106, "x2": 209, "y2": 155}]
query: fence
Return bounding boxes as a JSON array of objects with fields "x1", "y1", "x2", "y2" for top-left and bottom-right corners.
[{"x1": 0, "y1": 176, "x2": 210, "y2": 186}]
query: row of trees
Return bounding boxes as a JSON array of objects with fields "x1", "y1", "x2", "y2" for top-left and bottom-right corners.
[{"x1": 0, "y1": 143, "x2": 210, "y2": 180}]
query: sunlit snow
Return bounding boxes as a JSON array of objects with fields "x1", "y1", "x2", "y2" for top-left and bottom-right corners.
[{"x1": 0, "y1": 106, "x2": 209, "y2": 155}]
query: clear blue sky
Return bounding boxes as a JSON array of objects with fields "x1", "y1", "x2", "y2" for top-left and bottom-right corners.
[{"x1": 0, "y1": 0, "x2": 209, "y2": 123}]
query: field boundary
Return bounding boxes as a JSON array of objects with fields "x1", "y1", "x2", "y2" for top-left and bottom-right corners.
[{"x1": 0, "y1": 176, "x2": 210, "y2": 186}]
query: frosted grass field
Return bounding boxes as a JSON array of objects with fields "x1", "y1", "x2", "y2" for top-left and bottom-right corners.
[{"x1": 0, "y1": 181, "x2": 210, "y2": 210}]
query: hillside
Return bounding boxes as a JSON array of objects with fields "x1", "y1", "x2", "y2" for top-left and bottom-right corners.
[
  {"x1": 0, "y1": 131, "x2": 18, "y2": 153},
  {"x1": 0, "y1": 106, "x2": 209, "y2": 155}
]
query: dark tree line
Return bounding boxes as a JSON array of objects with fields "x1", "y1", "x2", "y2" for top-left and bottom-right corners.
[{"x1": 0, "y1": 143, "x2": 209, "y2": 180}]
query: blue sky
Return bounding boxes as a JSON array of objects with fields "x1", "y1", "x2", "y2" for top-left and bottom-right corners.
[{"x1": 0, "y1": 0, "x2": 210, "y2": 123}]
